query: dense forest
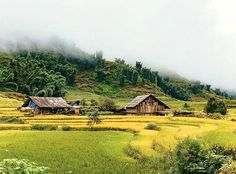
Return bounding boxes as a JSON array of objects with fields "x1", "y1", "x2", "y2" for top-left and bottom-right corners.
[{"x1": 0, "y1": 46, "x2": 235, "y2": 100}]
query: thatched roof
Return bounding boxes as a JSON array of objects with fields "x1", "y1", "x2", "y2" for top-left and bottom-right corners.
[
  {"x1": 22, "y1": 96, "x2": 72, "y2": 108},
  {"x1": 126, "y1": 94, "x2": 170, "y2": 109}
]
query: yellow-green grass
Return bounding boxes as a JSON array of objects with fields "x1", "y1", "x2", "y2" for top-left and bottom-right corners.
[
  {"x1": 1, "y1": 94, "x2": 236, "y2": 160},
  {"x1": 2, "y1": 112, "x2": 236, "y2": 157},
  {"x1": 0, "y1": 97, "x2": 22, "y2": 108},
  {"x1": 0, "y1": 131, "x2": 141, "y2": 174},
  {"x1": 66, "y1": 88, "x2": 104, "y2": 102}
]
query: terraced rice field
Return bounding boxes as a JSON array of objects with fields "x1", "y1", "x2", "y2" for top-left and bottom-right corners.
[
  {"x1": 1, "y1": 107, "x2": 236, "y2": 157},
  {"x1": 1, "y1": 95, "x2": 236, "y2": 173}
]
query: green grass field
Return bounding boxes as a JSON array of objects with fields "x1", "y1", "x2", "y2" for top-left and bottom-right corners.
[
  {"x1": 1, "y1": 91, "x2": 236, "y2": 173},
  {"x1": 0, "y1": 131, "x2": 140, "y2": 174}
]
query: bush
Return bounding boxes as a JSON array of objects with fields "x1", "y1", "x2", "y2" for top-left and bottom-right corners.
[
  {"x1": 211, "y1": 144, "x2": 236, "y2": 160},
  {"x1": 170, "y1": 138, "x2": 226, "y2": 174},
  {"x1": 99, "y1": 98, "x2": 117, "y2": 111},
  {"x1": 61, "y1": 125, "x2": 72, "y2": 131},
  {"x1": 0, "y1": 158, "x2": 49, "y2": 174},
  {"x1": 219, "y1": 161, "x2": 236, "y2": 174},
  {"x1": 0, "y1": 117, "x2": 25, "y2": 124},
  {"x1": 144, "y1": 122, "x2": 161, "y2": 131},
  {"x1": 124, "y1": 144, "x2": 142, "y2": 160},
  {"x1": 205, "y1": 98, "x2": 227, "y2": 115},
  {"x1": 31, "y1": 124, "x2": 58, "y2": 131}
]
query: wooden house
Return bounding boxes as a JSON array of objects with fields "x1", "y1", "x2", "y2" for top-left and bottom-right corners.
[
  {"x1": 21, "y1": 96, "x2": 72, "y2": 114},
  {"x1": 125, "y1": 94, "x2": 170, "y2": 115}
]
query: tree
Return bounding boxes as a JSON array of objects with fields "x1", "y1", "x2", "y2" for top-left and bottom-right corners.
[
  {"x1": 206, "y1": 85, "x2": 211, "y2": 91},
  {"x1": 99, "y1": 98, "x2": 116, "y2": 111},
  {"x1": 118, "y1": 69, "x2": 126, "y2": 86},
  {"x1": 95, "y1": 69, "x2": 106, "y2": 82},
  {"x1": 204, "y1": 97, "x2": 227, "y2": 115},
  {"x1": 90, "y1": 99, "x2": 98, "y2": 106},
  {"x1": 115, "y1": 58, "x2": 125, "y2": 64},
  {"x1": 132, "y1": 71, "x2": 139, "y2": 86},
  {"x1": 216, "y1": 101, "x2": 227, "y2": 115},
  {"x1": 87, "y1": 111, "x2": 101, "y2": 129},
  {"x1": 135, "y1": 61, "x2": 142, "y2": 73}
]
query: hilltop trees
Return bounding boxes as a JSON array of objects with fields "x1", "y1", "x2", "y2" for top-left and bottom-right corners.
[
  {"x1": 0, "y1": 51, "x2": 72, "y2": 96},
  {"x1": 0, "y1": 47, "x2": 234, "y2": 101}
]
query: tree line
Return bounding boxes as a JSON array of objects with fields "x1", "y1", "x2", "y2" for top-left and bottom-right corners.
[{"x1": 0, "y1": 49, "x2": 235, "y2": 100}]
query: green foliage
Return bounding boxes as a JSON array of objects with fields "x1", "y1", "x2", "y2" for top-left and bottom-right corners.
[
  {"x1": 99, "y1": 98, "x2": 117, "y2": 111},
  {"x1": 0, "y1": 51, "x2": 70, "y2": 97},
  {"x1": 90, "y1": 99, "x2": 98, "y2": 106},
  {"x1": 31, "y1": 124, "x2": 58, "y2": 131},
  {"x1": 170, "y1": 138, "x2": 226, "y2": 174},
  {"x1": 135, "y1": 61, "x2": 142, "y2": 73},
  {"x1": 1, "y1": 47, "x2": 234, "y2": 101},
  {"x1": 188, "y1": 82, "x2": 205, "y2": 94},
  {"x1": 132, "y1": 70, "x2": 139, "y2": 86},
  {"x1": 0, "y1": 117, "x2": 25, "y2": 124},
  {"x1": 124, "y1": 144, "x2": 142, "y2": 160},
  {"x1": 87, "y1": 111, "x2": 101, "y2": 129},
  {"x1": 205, "y1": 98, "x2": 227, "y2": 115},
  {"x1": 95, "y1": 69, "x2": 106, "y2": 82},
  {"x1": 219, "y1": 160, "x2": 236, "y2": 173},
  {"x1": 0, "y1": 158, "x2": 49, "y2": 174},
  {"x1": 144, "y1": 122, "x2": 161, "y2": 131}
]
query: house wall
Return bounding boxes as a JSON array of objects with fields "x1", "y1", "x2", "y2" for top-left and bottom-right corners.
[{"x1": 126, "y1": 96, "x2": 166, "y2": 114}]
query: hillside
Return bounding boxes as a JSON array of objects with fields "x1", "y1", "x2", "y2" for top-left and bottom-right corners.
[{"x1": 0, "y1": 45, "x2": 235, "y2": 101}]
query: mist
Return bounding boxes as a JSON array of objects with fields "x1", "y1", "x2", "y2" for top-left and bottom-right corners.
[{"x1": 0, "y1": 0, "x2": 235, "y2": 90}]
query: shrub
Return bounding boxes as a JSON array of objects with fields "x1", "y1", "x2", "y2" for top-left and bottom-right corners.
[
  {"x1": 124, "y1": 144, "x2": 142, "y2": 160},
  {"x1": 205, "y1": 98, "x2": 227, "y2": 115},
  {"x1": 211, "y1": 144, "x2": 236, "y2": 160},
  {"x1": 144, "y1": 122, "x2": 161, "y2": 131},
  {"x1": 170, "y1": 138, "x2": 226, "y2": 174},
  {"x1": 219, "y1": 161, "x2": 236, "y2": 174},
  {"x1": 0, "y1": 158, "x2": 49, "y2": 174},
  {"x1": 99, "y1": 98, "x2": 117, "y2": 111},
  {"x1": 31, "y1": 124, "x2": 58, "y2": 131},
  {"x1": 62, "y1": 125, "x2": 72, "y2": 131},
  {"x1": 90, "y1": 99, "x2": 98, "y2": 106},
  {"x1": 0, "y1": 117, "x2": 25, "y2": 124}
]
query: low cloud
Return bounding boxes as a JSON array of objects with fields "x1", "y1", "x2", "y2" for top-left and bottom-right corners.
[{"x1": 0, "y1": 0, "x2": 235, "y2": 90}]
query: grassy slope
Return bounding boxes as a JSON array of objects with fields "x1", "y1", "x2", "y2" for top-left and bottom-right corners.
[
  {"x1": 66, "y1": 88, "x2": 206, "y2": 110},
  {"x1": 0, "y1": 131, "x2": 139, "y2": 174}
]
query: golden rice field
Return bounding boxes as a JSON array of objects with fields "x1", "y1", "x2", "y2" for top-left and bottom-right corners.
[
  {"x1": 1, "y1": 108, "x2": 236, "y2": 157},
  {"x1": 0, "y1": 94, "x2": 236, "y2": 156}
]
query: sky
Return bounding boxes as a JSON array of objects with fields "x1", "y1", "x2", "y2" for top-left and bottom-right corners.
[{"x1": 0, "y1": 0, "x2": 236, "y2": 90}]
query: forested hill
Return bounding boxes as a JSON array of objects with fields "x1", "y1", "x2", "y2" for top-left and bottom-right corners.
[{"x1": 0, "y1": 47, "x2": 234, "y2": 101}]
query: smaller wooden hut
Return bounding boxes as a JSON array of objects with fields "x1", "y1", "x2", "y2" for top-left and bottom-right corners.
[
  {"x1": 126, "y1": 94, "x2": 170, "y2": 115},
  {"x1": 21, "y1": 96, "x2": 72, "y2": 114}
]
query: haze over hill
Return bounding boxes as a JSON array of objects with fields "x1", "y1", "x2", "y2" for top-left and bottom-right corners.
[{"x1": 0, "y1": 0, "x2": 236, "y2": 91}]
